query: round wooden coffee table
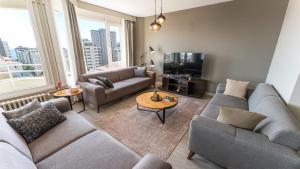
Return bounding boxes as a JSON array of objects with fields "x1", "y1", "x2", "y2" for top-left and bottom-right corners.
[
  {"x1": 136, "y1": 91, "x2": 178, "y2": 123},
  {"x1": 52, "y1": 88, "x2": 85, "y2": 113}
]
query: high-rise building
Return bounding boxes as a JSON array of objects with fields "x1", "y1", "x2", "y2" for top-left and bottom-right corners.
[
  {"x1": 15, "y1": 46, "x2": 41, "y2": 64},
  {"x1": 110, "y1": 31, "x2": 120, "y2": 62},
  {"x1": 90, "y1": 29, "x2": 108, "y2": 65},
  {"x1": 0, "y1": 38, "x2": 6, "y2": 57},
  {"x1": 15, "y1": 46, "x2": 31, "y2": 64},
  {"x1": 82, "y1": 39, "x2": 102, "y2": 71},
  {"x1": 3, "y1": 41, "x2": 12, "y2": 58},
  {"x1": 28, "y1": 48, "x2": 41, "y2": 64}
]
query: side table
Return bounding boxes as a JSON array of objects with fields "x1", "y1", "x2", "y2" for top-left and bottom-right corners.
[{"x1": 52, "y1": 88, "x2": 85, "y2": 113}]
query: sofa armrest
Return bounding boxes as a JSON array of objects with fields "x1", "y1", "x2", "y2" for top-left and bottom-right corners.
[
  {"x1": 189, "y1": 115, "x2": 300, "y2": 169},
  {"x1": 133, "y1": 154, "x2": 172, "y2": 169},
  {"x1": 216, "y1": 83, "x2": 226, "y2": 94},
  {"x1": 43, "y1": 98, "x2": 71, "y2": 113},
  {"x1": 188, "y1": 115, "x2": 236, "y2": 165},
  {"x1": 78, "y1": 81, "x2": 105, "y2": 108},
  {"x1": 146, "y1": 71, "x2": 156, "y2": 85}
]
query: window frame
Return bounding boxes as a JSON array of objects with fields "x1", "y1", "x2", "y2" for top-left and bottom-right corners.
[
  {"x1": 0, "y1": 1, "x2": 55, "y2": 100},
  {"x1": 76, "y1": 9, "x2": 125, "y2": 73}
]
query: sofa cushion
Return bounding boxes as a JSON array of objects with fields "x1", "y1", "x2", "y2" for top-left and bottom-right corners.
[
  {"x1": 200, "y1": 104, "x2": 221, "y2": 120},
  {"x1": 134, "y1": 67, "x2": 147, "y2": 77},
  {"x1": 253, "y1": 96, "x2": 300, "y2": 150},
  {"x1": 0, "y1": 142, "x2": 37, "y2": 169},
  {"x1": 7, "y1": 103, "x2": 66, "y2": 143},
  {"x1": 36, "y1": 130, "x2": 140, "y2": 169},
  {"x1": 0, "y1": 113, "x2": 33, "y2": 160},
  {"x1": 88, "y1": 78, "x2": 109, "y2": 89},
  {"x1": 118, "y1": 67, "x2": 135, "y2": 81},
  {"x1": 3, "y1": 98, "x2": 41, "y2": 119},
  {"x1": 81, "y1": 70, "x2": 120, "y2": 83},
  {"x1": 105, "y1": 77, "x2": 152, "y2": 101},
  {"x1": 217, "y1": 107, "x2": 266, "y2": 130},
  {"x1": 248, "y1": 83, "x2": 280, "y2": 111},
  {"x1": 210, "y1": 93, "x2": 249, "y2": 110},
  {"x1": 29, "y1": 110, "x2": 96, "y2": 163},
  {"x1": 224, "y1": 79, "x2": 249, "y2": 99},
  {"x1": 97, "y1": 76, "x2": 114, "y2": 88}
]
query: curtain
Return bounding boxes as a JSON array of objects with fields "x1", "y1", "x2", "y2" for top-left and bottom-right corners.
[
  {"x1": 31, "y1": 0, "x2": 66, "y2": 85},
  {"x1": 66, "y1": 0, "x2": 86, "y2": 80},
  {"x1": 124, "y1": 20, "x2": 134, "y2": 67}
]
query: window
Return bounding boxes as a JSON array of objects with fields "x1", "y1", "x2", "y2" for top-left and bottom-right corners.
[
  {"x1": 78, "y1": 17, "x2": 107, "y2": 72},
  {"x1": 77, "y1": 10, "x2": 124, "y2": 72},
  {"x1": 110, "y1": 25, "x2": 122, "y2": 63},
  {"x1": 0, "y1": 7, "x2": 47, "y2": 95}
]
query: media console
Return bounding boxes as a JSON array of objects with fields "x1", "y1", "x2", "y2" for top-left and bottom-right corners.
[{"x1": 160, "y1": 74, "x2": 207, "y2": 98}]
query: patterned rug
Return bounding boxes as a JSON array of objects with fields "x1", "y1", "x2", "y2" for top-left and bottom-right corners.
[{"x1": 94, "y1": 95, "x2": 208, "y2": 160}]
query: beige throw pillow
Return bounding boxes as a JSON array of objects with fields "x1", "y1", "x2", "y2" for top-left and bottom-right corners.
[
  {"x1": 217, "y1": 107, "x2": 266, "y2": 130},
  {"x1": 224, "y1": 79, "x2": 250, "y2": 99}
]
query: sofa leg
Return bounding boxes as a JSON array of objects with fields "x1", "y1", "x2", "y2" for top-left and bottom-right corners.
[
  {"x1": 97, "y1": 106, "x2": 100, "y2": 113},
  {"x1": 187, "y1": 151, "x2": 195, "y2": 160}
]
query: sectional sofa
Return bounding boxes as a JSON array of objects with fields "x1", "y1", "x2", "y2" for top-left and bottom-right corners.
[
  {"x1": 188, "y1": 83, "x2": 300, "y2": 169},
  {"x1": 78, "y1": 67, "x2": 156, "y2": 112},
  {"x1": 0, "y1": 98, "x2": 171, "y2": 169}
]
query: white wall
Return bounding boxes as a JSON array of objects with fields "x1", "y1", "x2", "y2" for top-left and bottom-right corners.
[{"x1": 266, "y1": 0, "x2": 300, "y2": 119}]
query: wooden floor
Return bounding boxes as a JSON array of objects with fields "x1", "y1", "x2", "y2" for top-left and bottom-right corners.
[{"x1": 73, "y1": 90, "x2": 222, "y2": 169}]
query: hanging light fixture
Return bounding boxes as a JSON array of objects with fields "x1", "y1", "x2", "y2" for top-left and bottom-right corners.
[
  {"x1": 150, "y1": 0, "x2": 161, "y2": 32},
  {"x1": 157, "y1": 0, "x2": 166, "y2": 24}
]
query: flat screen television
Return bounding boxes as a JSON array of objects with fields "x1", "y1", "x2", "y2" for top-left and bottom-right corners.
[{"x1": 163, "y1": 52, "x2": 205, "y2": 78}]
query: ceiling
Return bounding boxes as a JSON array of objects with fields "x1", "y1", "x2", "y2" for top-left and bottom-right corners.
[{"x1": 81, "y1": 0, "x2": 232, "y2": 17}]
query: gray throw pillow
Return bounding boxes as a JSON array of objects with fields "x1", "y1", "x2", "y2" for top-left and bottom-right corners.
[
  {"x1": 2, "y1": 98, "x2": 41, "y2": 119},
  {"x1": 97, "y1": 76, "x2": 114, "y2": 88},
  {"x1": 7, "y1": 102, "x2": 66, "y2": 143},
  {"x1": 88, "y1": 78, "x2": 109, "y2": 89},
  {"x1": 134, "y1": 67, "x2": 147, "y2": 77}
]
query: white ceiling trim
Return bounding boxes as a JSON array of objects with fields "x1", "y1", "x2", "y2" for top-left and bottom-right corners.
[{"x1": 81, "y1": 0, "x2": 232, "y2": 17}]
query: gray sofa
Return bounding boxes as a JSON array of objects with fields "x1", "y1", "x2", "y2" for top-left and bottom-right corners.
[
  {"x1": 0, "y1": 98, "x2": 171, "y2": 169},
  {"x1": 78, "y1": 67, "x2": 156, "y2": 112},
  {"x1": 188, "y1": 83, "x2": 300, "y2": 169}
]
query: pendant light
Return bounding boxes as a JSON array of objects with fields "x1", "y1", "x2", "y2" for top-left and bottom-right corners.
[
  {"x1": 157, "y1": 0, "x2": 166, "y2": 24},
  {"x1": 150, "y1": 0, "x2": 161, "y2": 32}
]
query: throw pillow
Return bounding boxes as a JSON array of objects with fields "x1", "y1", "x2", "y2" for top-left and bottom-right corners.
[
  {"x1": 224, "y1": 79, "x2": 250, "y2": 99},
  {"x1": 97, "y1": 76, "x2": 114, "y2": 88},
  {"x1": 217, "y1": 107, "x2": 266, "y2": 130},
  {"x1": 7, "y1": 102, "x2": 66, "y2": 143},
  {"x1": 88, "y1": 78, "x2": 109, "y2": 89},
  {"x1": 134, "y1": 67, "x2": 147, "y2": 77},
  {"x1": 2, "y1": 98, "x2": 41, "y2": 119}
]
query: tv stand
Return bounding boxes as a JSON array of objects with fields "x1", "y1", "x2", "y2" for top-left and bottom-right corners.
[{"x1": 160, "y1": 74, "x2": 206, "y2": 98}]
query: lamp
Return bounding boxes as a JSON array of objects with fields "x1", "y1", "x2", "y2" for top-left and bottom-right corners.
[
  {"x1": 150, "y1": 59, "x2": 155, "y2": 66},
  {"x1": 149, "y1": 46, "x2": 155, "y2": 54},
  {"x1": 157, "y1": 0, "x2": 166, "y2": 24},
  {"x1": 150, "y1": 0, "x2": 161, "y2": 32}
]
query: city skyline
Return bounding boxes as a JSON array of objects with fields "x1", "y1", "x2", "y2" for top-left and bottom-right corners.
[{"x1": 1, "y1": 8, "x2": 121, "y2": 74}]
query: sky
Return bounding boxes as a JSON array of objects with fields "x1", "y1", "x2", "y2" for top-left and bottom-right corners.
[
  {"x1": 0, "y1": 8, "x2": 121, "y2": 51},
  {"x1": 0, "y1": 8, "x2": 37, "y2": 48}
]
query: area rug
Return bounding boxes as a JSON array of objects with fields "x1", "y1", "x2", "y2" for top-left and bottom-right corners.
[{"x1": 94, "y1": 95, "x2": 208, "y2": 160}]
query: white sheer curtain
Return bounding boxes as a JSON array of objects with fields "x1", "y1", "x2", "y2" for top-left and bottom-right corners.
[
  {"x1": 65, "y1": 0, "x2": 86, "y2": 81},
  {"x1": 29, "y1": 0, "x2": 66, "y2": 85}
]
